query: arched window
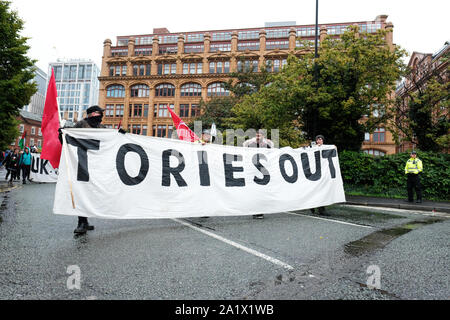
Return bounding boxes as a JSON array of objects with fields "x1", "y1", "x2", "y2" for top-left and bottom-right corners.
[
  {"x1": 207, "y1": 82, "x2": 229, "y2": 96},
  {"x1": 106, "y1": 84, "x2": 125, "y2": 98},
  {"x1": 181, "y1": 83, "x2": 202, "y2": 96},
  {"x1": 130, "y1": 84, "x2": 149, "y2": 97},
  {"x1": 155, "y1": 83, "x2": 175, "y2": 97}
]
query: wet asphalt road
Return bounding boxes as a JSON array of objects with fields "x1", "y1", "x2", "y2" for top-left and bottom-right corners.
[{"x1": 0, "y1": 181, "x2": 449, "y2": 300}]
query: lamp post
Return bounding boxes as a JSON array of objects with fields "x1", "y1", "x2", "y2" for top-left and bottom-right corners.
[
  {"x1": 314, "y1": 0, "x2": 319, "y2": 59},
  {"x1": 312, "y1": 0, "x2": 319, "y2": 139}
]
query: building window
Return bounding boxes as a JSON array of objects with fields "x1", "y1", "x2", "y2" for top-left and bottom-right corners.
[
  {"x1": 266, "y1": 59, "x2": 287, "y2": 72},
  {"x1": 142, "y1": 125, "x2": 148, "y2": 135},
  {"x1": 106, "y1": 84, "x2": 125, "y2": 98},
  {"x1": 207, "y1": 82, "x2": 229, "y2": 96},
  {"x1": 209, "y1": 61, "x2": 230, "y2": 74},
  {"x1": 37, "y1": 140, "x2": 42, "y2": 148},
  {"x1": 238, "y1": 42, "x2": 260, "y2": 51},
  {"x1": 134, "y1": 47, "x2": 152, "y2": 56},
  {"x1": 105, "y1": 104, "x2": 115, "y2": 117},
  {"x1": 266, "y1": 40, "x2": 289, "y2": 50},
  {"x1": 364, "y1": 132, "x2": 370, "y2": 141},
  {"x1": 212, "y1": 32, "x2": 231, "y2": 41},
  {"x1": 237, "y1": 60, "x2": 258, "y2": 72},
  {"x1": 133, "y1": 64, "x2": 151, "y2": 76},
  {"x1": 180, "y1": 83, "x2": 202, "y2": 96},
  {"x1": 185, "y1": 45, "x2": 204, "y2": 53},
  {"x1": 238, "y1": 30, "x2": 259, "y2": 40},
  {"x1": 168, "y1": 125, "x2": 174, "y2": 138},
  {"x1": 180, "y1": 104, "x2": 190, "y2": 117},
  {"x1": 111, "y1": 49, "x2": 128, "y2": 56},
  {"x1": 373, "y1": 128, "x2": 385, "y2": 143},
  {"x1": 115, "y1": 104, "x2": 124, "y2": 117},
  {"x1": 155, "y1": 83, "x2": 175, "y2": 96},
  {"x1": 132, "y1": 104, "x2": 143, "y2": 117},
  {"x1": 157, "y1": 104, "x2": 174, "y2": 117},
  {"x1": 157, "y1": 125, "x2": 167, "y2": 137},
  {"x1": 266, "y1": 29, "x2": 290, "y2": 39},
  {"x1": 19, "y1": 125, "x2": 24, "y2": 133},
  {"x1": 159, "y1": 46, "x2": 177, "y2": 54},
  {"x1": 130, "y1": 84, "x2": 150, "y2": 97},
  {"x1": 190, "y1": 104, "x2": 200, "y2": 117},
  {"x1": 364, "y1": 149, "x2": 385, "y2": 156},
  {"x1": 186, "y1": 33, "x2": 204, "y2": 42},
  {"x1": 31, "y1": 127, "x2": 35, "y2": 135},
  {"x1": 38, "y1": 128, "x2": 42, "y2": 136},
  {"x1": 132, "y1": 125, "x2": 141, "y2": 135},
  {"x1": 157, "y1": 63, "x2": 177, "y2": 75},
  {"x1": 210, "y1": 43, "x2": 231, "y2": 52},
  {"x1": 30, "y1": 138, "x2": 34, "y2": 146},
  {"x1": 152, "y1": 125, "x2": 156, "y2": 136},
  {"x1": 182, "y1": 62, "x2": 202, "y2": 74},
  {"x1": 143, "y1": 104, "x2": 149, "y2": 117}
]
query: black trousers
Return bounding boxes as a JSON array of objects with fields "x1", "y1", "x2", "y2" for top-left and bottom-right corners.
[
  {"x1": 407, "y1": 174, "x2": 422, "y2": 201},
  {"x1": 78, "y1": 216, "x2": 89, "y2": 224},
  {"x1": 22, "y1": 165, "x2": 31, "y2": 181}
]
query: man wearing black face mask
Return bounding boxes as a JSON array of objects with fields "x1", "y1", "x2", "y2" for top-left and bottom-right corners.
[{"x1": 71, "y1": 105, "x2": 106, "y2": 234}]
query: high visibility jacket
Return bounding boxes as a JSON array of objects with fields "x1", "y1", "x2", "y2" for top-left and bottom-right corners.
[{"x1": 405, "y1": 158, "x2": 423, "y2": 174}]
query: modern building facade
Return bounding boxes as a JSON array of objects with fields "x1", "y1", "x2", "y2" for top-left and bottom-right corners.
[
  {"x1": 99, "y1": 15, "x2": 396, "y2": 153},
  {"x1": 22, "y1": 66, "x2": 47, "y2": 116},
  {"x1": 48, "y1": 59, "x2": 100, "y2": 122}
]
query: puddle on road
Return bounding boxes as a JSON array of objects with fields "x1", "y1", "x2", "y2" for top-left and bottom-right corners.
[{"x1": 344, "y1": 218, "x2": 445, "y2": 256}]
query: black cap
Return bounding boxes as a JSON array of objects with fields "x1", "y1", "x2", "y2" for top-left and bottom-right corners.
[
  {"x1": 202, "y1": 129, "x2": 210, "y2": 135},
  {"x1": 411, "y1": 150, "x2": 417, "y2": 154},
  {"x1": 315, "y1": 135, "x2": 324, "y2": 141},
  {"x1": 86, "y1": 105, "x2": 104, "y2": 114}
]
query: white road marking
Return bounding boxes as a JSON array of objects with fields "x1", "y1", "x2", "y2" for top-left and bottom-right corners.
[
  {"x1": 285, "y1": 212, "x2": 374, "y2": 229},
  {"x1": 172, "y1": 218, "x2": 294, "y2": 271}
]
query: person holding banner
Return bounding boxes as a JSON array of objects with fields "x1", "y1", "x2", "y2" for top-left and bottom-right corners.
[
  {"x1": 71, "y1": 105, "x2": 106, "y2": 234},
  {"x1": 310, "y1": 135, "x2": 330, "y2": 216},
  {"x1": 5, "y1": 148, "x2": 20, "y2": 185},
  {"x1": 243, "y1": 129, "x2": 274, "y2": 220},
  {"x1": 196, "y1": 129, "x2": 212, "y2": 145}
]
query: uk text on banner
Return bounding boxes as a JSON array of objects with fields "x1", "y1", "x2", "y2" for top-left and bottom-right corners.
[
  {"x1": 30, "y1": 153, "x2": 58, "y2": 183},
  {"x1": 53, "y1": 129, "x2": 346, "y2": 219}
]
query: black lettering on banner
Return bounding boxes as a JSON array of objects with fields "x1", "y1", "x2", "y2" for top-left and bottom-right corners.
[
  {"x1": 65, "y1": 135, "x2": 100, "y2": 182},
  {"x1": 197, "y1": 151, "x2": 210, "y2": 186},
  {"x1": 40, "y1": 159, "x2": 49, "y2": 175},
  {"x1": 279, "y1": 154, "x2": 298, "y2": 183},
  {"x1": 31, "y1": 156, "x2": 39, "y2": 173},
  {"x1": 252, "y1": 153, "x2": 270, "y2": 185},
  {"x1": 223, "y1": 153, "x2": 245, "y2": 187},
  {"x1": 116, "y1": 143, "x2": 149, "y2": 186},
  {"x1": 162, "y1": 149, "x2": 187, "y2": 187},
  {"x1": 301, "y1": 151, "x2": 321, "y2": 181},
  {"x1": 321, "y1": 149, "x2": 337, "y2": 178}
]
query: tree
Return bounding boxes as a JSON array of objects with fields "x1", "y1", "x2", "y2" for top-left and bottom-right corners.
[
  {"x1": 0, "y1": 1, "x2": 36, "y2": 150},
  {"x1": 232, "y1": 26, "x2": 406, "y2": 150},
  {"x1": 390, "y1": 52, "x2": 449, "y2": 152}
]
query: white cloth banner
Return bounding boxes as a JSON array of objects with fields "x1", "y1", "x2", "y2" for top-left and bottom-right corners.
[
  {"x1": 54, "y1": 129, "x2": 346, "y2": 219},
  {"x1": 30, "y1": 153, "x2": 58, "y2": 183}
]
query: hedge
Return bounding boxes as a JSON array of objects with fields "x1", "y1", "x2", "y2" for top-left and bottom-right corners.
[{"x1": 338, "y1": 150, "x2": 450, "y2": 201}]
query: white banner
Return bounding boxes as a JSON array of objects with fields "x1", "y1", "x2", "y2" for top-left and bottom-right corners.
[
  {"x1": 30, "y1": 153, "x2": 58, "y2": 183},
  {"x1": 54, "y1": 129, "x2": 346, "y2": 219}
]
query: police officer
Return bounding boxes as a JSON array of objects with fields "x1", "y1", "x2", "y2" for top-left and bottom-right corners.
[
  {"x1": 405, "y1": 150, "x2": 423, "y2": 203},
  {"x1": 72, "y1": 105, "x2": 106, "y2": 234}
]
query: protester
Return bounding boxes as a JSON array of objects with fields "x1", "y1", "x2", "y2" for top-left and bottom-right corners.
[
  {"x1": 5, "y1": 148, "x2": 20, "y2": 185},
  {"x1": 19, "y1": 146, "x2": 32, "y2": 184},
  {"x1": 243, "y1": 129, "x2": 274, "y2": 219},
  {"x1": 196, "y1": 129, "x2": 211, "y2": 145},
  {"x1": 61, "y1": 105, "x2": 106, "y2": 234},
  {"x1": 404, "y1": 150, "x2": 423, "y2": 203},
  {"x1": 310, "y1": 135, "x2": 329, "y2": 216}
]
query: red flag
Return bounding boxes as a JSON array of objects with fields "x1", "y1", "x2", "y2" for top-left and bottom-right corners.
[
  {"x1": 41, "y1": 68, "x2": 62, "y2": 168},
  {"x1": 168, "y1": 107, "x2": 199, "y2": 142}
]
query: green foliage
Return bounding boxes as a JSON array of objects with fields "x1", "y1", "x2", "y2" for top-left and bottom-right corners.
[
  {"x1": 0, "y1": 1, "x2": 37, "y2": 148},
  {"x1": 339, "y1": 151, "x2": 450, "y2": 201},
  {"x1": 186, "y1": 97, "x2": 238, "y2": 131},
  {"x1": 0, "y1": 115, "x2": 19, "y2": 150},
  {"x1": 232, "y1": 26, "x2": 406, "y2": 151}
]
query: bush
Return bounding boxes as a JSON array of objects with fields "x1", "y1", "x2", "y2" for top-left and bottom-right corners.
[{"x1": 339, "y1": 151, "x2": 450, "y2": 201}]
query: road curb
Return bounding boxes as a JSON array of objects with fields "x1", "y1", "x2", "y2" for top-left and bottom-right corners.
[{"x1": 345, "y1": 201, "x2": 450, "y2": 214}]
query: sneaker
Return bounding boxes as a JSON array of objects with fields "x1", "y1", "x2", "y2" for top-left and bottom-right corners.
[
  {"x1": 253, "y1": 214, "x2": 264, "y2": 219},
  {"x1": 416, "y1": 200, "x2": 422, "y2": 203},
  {"x1": 22, "y1": 180, "x2": 26, "y2": 184},
  {"x1": 86, "y1": 224, "x2": 95, "y2": 231}
]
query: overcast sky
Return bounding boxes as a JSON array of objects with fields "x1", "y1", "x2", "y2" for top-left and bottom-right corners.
[{"x1": 9, "y1": 0, "x2": 450, "y2": 73}]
